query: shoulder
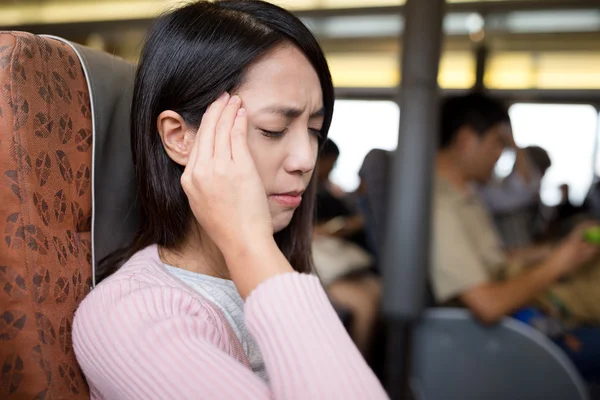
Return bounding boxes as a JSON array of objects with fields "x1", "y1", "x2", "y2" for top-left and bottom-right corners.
[
  {"x1": 433, "y1": 176, "x2": 459, "y2": 206},
  {"x1": 82, "y1": 245, "x2": 193, "y2": 310},
  {"x1": 433, "y1": 197, "x2": 462, "y2": 233},
  {"x1": 71, "y1": 248, "x2": 253, "y2": 394},
  {"x1": 74, "y1": 245, "x2": 233, "y2": 347}
]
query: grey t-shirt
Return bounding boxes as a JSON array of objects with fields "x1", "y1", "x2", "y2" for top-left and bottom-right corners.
[{"x1": 165, "y1": 265, "x2": 268, "y2": 382}]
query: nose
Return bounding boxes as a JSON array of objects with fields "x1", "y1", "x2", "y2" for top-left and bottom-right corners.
[
  {"x1": 494, "y1": 147, "x2": 504, "y2": 162},
  {"x1": 283, "y1": 128, "x2": 317, "y2": 176}
]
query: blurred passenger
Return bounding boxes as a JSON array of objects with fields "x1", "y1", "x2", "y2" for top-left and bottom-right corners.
[
  {"x1": 432, "y1": 92, "x2": 600, "y2": 381},
  {"x1": 543, "y1": 183, "x2": 592, "y2": 242},
  {"x1": 312, "y1": 139, "x2": 381, "y2": 356},
  {"x1": 71, "y1": 2, "x2": 388, "y2": 398},
  {"x1": 479, "y1": 142, "x2": 552, "y2": 252},
  {"x1": 357, "y1": 148, "x2": 394, "y2": 259},
  {"x1": 556, "y1": 184, "x2": 586, "y2": 224},
  {"x1": 314, "y1": 139, "x2": 369, "y2": 250}
]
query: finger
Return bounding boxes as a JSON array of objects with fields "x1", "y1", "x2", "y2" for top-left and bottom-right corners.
[
  {"x1": 231, "y1": 108, "x2": 250, "y2": 163},
  {"x1": 214, "y1": 95, "x2": 241, "y2": 160},
  {"x1": 196, "y1": 92, "x2": 230, "y2": 162}
]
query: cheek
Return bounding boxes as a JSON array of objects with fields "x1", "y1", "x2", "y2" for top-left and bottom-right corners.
[
  {"x1": 484, "y1": 146, "x2": 502, "y2": 166},
  {"x1": 494, "y1": 146, "x2": 505, "y2": 161}
]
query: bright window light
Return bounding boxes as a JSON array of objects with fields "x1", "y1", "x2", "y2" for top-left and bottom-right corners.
[
  {"x1": 595, "y1": 113, "x2": 600, "y2": 177},
  {"x1": 327, "y1": 100, "x2": 400, "y2": 192},
  {"x1": 507, "y1": 104, "x2": 598, "y2": 206},
  {"x1": 326, "y1": 51, "x2": 474, "y2": 88}
]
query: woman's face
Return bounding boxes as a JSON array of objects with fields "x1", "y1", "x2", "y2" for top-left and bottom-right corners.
[{"x1": 236, "y1": 45, "x2": 324, "y2": 233}]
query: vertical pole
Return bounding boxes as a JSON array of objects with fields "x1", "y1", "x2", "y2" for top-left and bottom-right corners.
[
  {"x1": 382, "y1": 0, "x2": 445, "y2": 398},
  {"x1": 474, "y1": 44, "x2": 489, "y2": 92}
]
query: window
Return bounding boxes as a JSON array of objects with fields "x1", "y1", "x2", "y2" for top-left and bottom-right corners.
[
  {"x1": 594, "y1": 112, "x2": 600, "y2": 178},
  {"x1": 327, "y1": 100, "x2": 400, "y2": 191},
  {"x1": 504, "y1": 104, "x2": 598, "y2": 206}
]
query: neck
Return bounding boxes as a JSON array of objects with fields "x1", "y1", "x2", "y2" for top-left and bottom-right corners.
[
  {"x1": 436, "y1": 151, "x2": 469, "y2": 193},
  {"x1": 159, "y1": 224, "x2": 230, "y2": 280}
]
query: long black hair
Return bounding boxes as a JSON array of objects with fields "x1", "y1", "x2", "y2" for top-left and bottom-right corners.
[{"x1": 98, "y1": 0, "x2": 334, "y2": 279}]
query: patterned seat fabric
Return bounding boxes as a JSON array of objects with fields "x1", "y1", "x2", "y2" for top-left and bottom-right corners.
[{"x1": 0, "y1": 32, "x2": 92, "y2": 399}]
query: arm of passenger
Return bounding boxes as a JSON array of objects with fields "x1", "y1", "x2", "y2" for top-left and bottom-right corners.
[
  {"x1": 433, "y1": 207, "x2": 560, "y2": 325},
  {"x1": 460, "y1": 260, "x2": 563, "y2": 325}
]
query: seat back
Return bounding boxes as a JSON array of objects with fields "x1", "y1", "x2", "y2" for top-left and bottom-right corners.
[
  {"x1": 0, "y1": 31, "x2": 95, "y2": 399},
  {"x1": 357, "y1": 148, "x2": 393, "y2": 258},
  {"x1": 411, "y1": 308, "x2": 589, "y2": 400}
]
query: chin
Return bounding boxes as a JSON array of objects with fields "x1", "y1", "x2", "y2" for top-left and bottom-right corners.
[
  {"x1": 474, "y1": 176, "x2": 490, "y2": 185},
  {"x1": 271, "y1": 211, "x2": 295, "y2": 234}
]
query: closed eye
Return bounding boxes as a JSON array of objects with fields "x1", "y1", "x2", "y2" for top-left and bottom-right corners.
[{"x1": 260, "y1": 128, "x2": 287, "y2": 139}]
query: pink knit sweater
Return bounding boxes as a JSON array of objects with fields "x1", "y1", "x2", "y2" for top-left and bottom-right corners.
[{"x1": 72, "y1": 245, "x2": 388, "y2": 399}]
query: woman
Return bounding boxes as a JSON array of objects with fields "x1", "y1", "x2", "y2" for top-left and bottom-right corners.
[{"x1": 72, "y1": 1, "x2": 388, "y2": 399}]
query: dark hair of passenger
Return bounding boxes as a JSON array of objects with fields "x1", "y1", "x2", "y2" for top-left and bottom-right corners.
[
  {"x1": 97, "y1": 0, "x2": 334, "y2": 280},
  {"x1": 321, "y1": 138, "x2": 340, "y2": 159},
  {"x1": 439, "y1": 92, "x2": 510, "y2": 150},
  {"x1": 524, "y1": 146, "x2": 552, "y2": 175}
]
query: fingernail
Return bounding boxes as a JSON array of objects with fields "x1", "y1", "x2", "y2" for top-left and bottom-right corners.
[
  {"x1": 229, "y1": 95, "x2": 240, "y2": 105},
  {"x1": 220, "y1": 92, "x2": 230, "y2": 101},
  {"x1": 237, "y1": 108, "x2": 246, "y2": 116}
]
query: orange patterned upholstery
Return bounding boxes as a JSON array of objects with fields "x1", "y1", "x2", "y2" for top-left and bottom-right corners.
[{"x1": 0, "y1": 32, "x2": 92, "y2": 399}]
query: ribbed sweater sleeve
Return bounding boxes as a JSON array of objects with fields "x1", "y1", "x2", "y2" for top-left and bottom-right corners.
[{"x1": 72, "y1": 271, "x2": 389, "y2": 399}]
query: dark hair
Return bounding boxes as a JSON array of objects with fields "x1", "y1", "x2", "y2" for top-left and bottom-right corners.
[
  {"x1": 99, "y1": 0, "x2": 334, "y2": 279},
  {"x1": 320, "y1": 138, "x2": 339, "y2": 159},
  {"x1": 524, "y1": 145, "x2": 551, "y2": 175},
  {"x1": 439, "y1": 93, "x2": 510, "y2": 149}
]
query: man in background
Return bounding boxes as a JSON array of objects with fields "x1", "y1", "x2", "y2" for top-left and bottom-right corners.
[{"x1": 432, "y1": 93, "x2": 600, "y2": 381}]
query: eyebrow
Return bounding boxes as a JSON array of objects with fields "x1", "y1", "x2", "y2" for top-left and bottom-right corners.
[{"x1": 260, "y1": 106, "x2": 325, "y2": 119}]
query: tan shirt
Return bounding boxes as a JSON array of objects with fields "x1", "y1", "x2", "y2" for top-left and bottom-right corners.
[{"x1": 431, "y1": 176, "x2": 507, "y2": 303}]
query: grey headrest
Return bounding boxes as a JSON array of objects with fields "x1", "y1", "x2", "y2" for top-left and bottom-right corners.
[{"x1": 47, "y1": 37, "x2": 138, "y2": 285}]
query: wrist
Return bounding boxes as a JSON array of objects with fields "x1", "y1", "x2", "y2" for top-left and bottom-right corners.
[
  {"x1": 223, "y1": 236, "x2": 294, "y2": 299},
  {"x1": 221, "y1": 234, "x2": 276, "y2": 264}
]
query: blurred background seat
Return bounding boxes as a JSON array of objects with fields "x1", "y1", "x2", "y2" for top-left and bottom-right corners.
[{"x1": 411, "y1": 308, "x2": 590, "y2": 400}]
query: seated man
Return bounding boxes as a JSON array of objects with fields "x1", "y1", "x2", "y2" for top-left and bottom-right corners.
[{"x1": 432, "y1": 93, "x2": 600, "y2": 381}]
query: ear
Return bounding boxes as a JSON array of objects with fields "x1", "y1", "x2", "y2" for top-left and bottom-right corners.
[{"x1": 157, "y1": 110, "x2": 195, "y2": 166}]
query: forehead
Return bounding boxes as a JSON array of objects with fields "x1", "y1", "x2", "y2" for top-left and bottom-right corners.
[{"x1": 237, "y1": 45, "x2": 323, "y2": 112}]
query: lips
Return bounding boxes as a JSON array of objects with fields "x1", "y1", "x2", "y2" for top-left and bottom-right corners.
[{"x1": 271, "y1": 190, "x2": 304, "y2": 208}]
